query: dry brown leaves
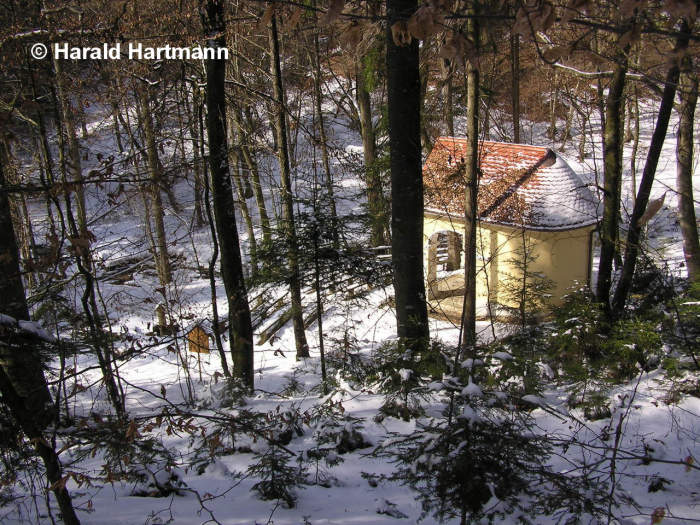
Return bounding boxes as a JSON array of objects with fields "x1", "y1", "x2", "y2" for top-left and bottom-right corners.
[{"x1": 513, "y1": 1, "x2": 556, "y2": 37}]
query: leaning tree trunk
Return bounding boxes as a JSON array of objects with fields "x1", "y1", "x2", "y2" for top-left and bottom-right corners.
[
  {"x1": 675, "y1": 56, "x2": 700, "y2": 282},
  {"x1": 0, "y1": 149, "x2": 81, "y2": 525},
  {"x1": 596, "y1": 58, "x2": 628, "y2": 309},
  {"x1": 52, "y1": 81, "x2": 124, "y2": 419},
  {"x1": 386, "y1": 0, "x2": 429, "y2": 346},
  {"x1": 269, "y1": 14, "x2": 310, "y2": 359},
  {"x1": 612, "y1": 25, "x2": 690, "y2": 314},
  {"x1": 200, "y1": 0, "x2": 255, "y2": 388},
  {"x1": 460, "y1": 12, "x2": 480, "y2": 350}
]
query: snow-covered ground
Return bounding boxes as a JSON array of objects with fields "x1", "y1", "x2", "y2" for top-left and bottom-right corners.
[{"x1": 5, "y1": 89, "x2": 700, "y2": 524}]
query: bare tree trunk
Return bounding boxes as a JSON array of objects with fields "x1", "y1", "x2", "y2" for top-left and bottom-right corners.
[
  {"x1": 612, "y1": 26, "x2": 689, "y2": 313},
  {"x1": 547, "y1": 70, "x2": 559, "y2": 141},
  {"x1": 201, "y1": 0, "x2": 255, "y2": 387},
  {"x1": 112, "y1": 100, "x2": 124, "y2": 154},
  {"x1": 630, "y1": 85, "x2": 640, "y2": 204},
  {"x1": 52, "y1": 82, "x2": 125, "y2": 419},
  {"x1": 53, "y1": 57, "x2": 88, "y2": 238},
  {"x1": 137, "y1": 88, "x2": 172, "y2": 286},
  {"x1": 596, "y1": 59, "x2": 627, "y2": 308},
  {"x1": 676, "y1": 60, "x2": 700, "y2": 282},
  {"x1": 2, "y1": 145, "x2": 37, "y2": 290},
  {"x1": 461, "y1": 12, "x2": 480, "y2": 350},
  {"x1": 228, "y1": 44, "x2": 271, "y2": 246},
  {"x1": 198, "y1": 97, "x2": 230, "y2": 377},
  {"x1": 356, "y1": 55, "x2": 389, "y2": 246},
  {"x1": 269, "y1": 14, "x2": 310, "y2": 359},
  {"x1": 311, "y1": 30, "x2": 340, "y2": 248},
  {"x1": 419, "y1": 62, "x2": 433, "y2": 153},
  {"x1": 386, "y1": 0, "x2": 429, "y2": 346},
  {"x1": 511, "y1": 34, "x2": 520, "y2": 143},
  {"x1": 443, "y1": 60, "x2": 455, "y2": 136},
  {"x1": 188, "y1": 87, "x2": 206, "y2": 227},
  {"x1": 230, "y1": 144, "x2": 258, "y2": 278},
  {"x1": 0, "y1": 148, "x2": 81, "y2": 525},
  {"x1": 234, "y1": 109, "x2": 271, "y2": 245}
]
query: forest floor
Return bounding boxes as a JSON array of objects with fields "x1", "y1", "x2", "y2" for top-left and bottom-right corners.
[{"x1": 5, "y1": 97, "x2": 700, "y2": 525}]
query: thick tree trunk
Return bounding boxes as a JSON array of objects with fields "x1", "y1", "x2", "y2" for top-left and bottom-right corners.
[
  {"x1": 612, "y1": 27, "x2": 689, "y2": 314},
  {"x1": 461, "y1": 14, "x2": 480, "y2": 350},
  {"x1": 269, "y1": 14, "x2": 310, "y2": 359},
  {"x1": 356, "y1": 56, "x2": 389, "y2": 246},
  {"x1": 596, "y1": 60, "x2": 627, "y2": 307},
  {"x1": 676, "y1": 60, "x2": 700, "y2": 282},
  {"x1": 0, "y1": 150, "x2": 81, "y2": 525},
  {"x1": 386, "y1": 0, "x2": 429, "y2": 345},
  {"x1": 200, "y1": 0, "x2": 255, "y2": 387}
]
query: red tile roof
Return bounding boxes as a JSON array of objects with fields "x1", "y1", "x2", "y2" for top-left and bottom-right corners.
[{"x1": 423, "y1": 137, "x2": 598, "y2": 230}]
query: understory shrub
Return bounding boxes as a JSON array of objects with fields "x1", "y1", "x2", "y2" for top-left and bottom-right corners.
[
  {"x1": 373, "y1": 339, "x2": 449, "y2": 420},
  {"x1": 247, "y1": 446, "x2": 307, "y2": 508},
  {"x1": 375, "y1": 360, "x2": 610, "y2": 524}
]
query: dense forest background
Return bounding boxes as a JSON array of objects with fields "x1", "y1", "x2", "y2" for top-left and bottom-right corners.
[{"x1": 0, "y1": 1, "x2": 699, "y2": 524}]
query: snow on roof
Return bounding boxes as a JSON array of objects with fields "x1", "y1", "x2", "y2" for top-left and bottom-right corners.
[
  {"x1": 424, "y1": 137, "x2": 598, "y2": 231},
  {"x1": 183, "y1": 319, "x2": 215, "y2": 336}
]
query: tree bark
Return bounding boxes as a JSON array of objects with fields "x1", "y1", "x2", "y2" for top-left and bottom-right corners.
[
  {"x1": 356, "y1": 55, "x2": 389, "y2": 246},
  {"x1": 188, "y1": 86, "x2": 206, "y2": 227},
  {"x1": 198, "y1": 97, "x2": 231, "y2": 378},
  {"x1": 137, "y1": 88, "x2": 172, "y2": 286},
  {"x1": 0, "y1": 149, "x2": 81, "y2": 525},
  {"x1": 596, "y1": 59, "x2": 627, "y2": 308},
  {"x1": 269, "y1": 14, "x2": 310, "y2": 359},
  {"x1": 52, "y1": 83, "x2": 124, "y2": 419},
  {"x1": 386, "y1": 0, "x2": 429, "y2": 345},
  {"x1": 612, "y1": 26, "x2": 689, "y2": 313},
  {"x1": 200, "y1": 0, "x2": 255, "y2": 388},
  {"x1": 511, "y1": 33, "x2": 520, "y2": 143},
  {"x1": 443, "y1": 60, "x2": 455, "y2": 137},
  {"x1": 311, "y1": 30, "x2": 340, "y2": 249},
  {"x1": 53, "y1": 57, "x2": 88, "y2": 238},
  {"x1": 229, "y1": 29, "x2": 271, "y2": 246},
  {"x1": 461, "y1": 13, "x2": 480, "y2": 350},
  {"x1": 230, "y1": 145, "x2": 258, "y2": 278},
  {"x1": 675, "y1": 58, "x2": 700, "y2": 282}
]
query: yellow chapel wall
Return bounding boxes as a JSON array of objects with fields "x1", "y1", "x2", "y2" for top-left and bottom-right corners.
[{"x1": 423, "y1": 213, "x2": 594, "y2": 311}]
